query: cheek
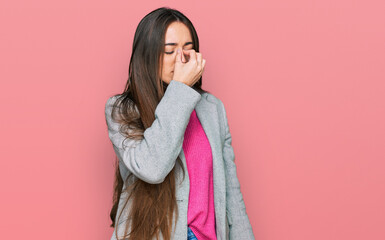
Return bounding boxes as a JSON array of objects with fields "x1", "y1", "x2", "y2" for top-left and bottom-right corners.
[{"x1": 162, "y1": 57, "x2": 174, "y2": 71}]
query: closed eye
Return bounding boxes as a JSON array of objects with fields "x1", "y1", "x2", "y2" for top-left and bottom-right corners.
[{"x1": 164, "y1": 48, "x2": 193, "y2": 55}]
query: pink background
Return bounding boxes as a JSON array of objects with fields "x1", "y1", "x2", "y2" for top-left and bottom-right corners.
[{"x1": 1, "y1": 0, "x2": 384, "y2": 239}]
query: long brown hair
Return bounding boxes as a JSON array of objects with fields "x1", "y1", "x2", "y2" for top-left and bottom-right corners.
[{"x1": 108, "y1": 7, "x2": 210, "y2": 240}]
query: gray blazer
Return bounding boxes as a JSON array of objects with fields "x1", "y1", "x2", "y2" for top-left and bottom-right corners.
[{"x1": 105, "y1": 80, "x2": 255, "y2": 240}]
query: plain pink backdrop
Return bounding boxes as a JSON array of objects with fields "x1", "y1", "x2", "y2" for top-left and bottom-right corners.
[{"x1": 1, "y1": 0, "x2": 384, "y2": 239}]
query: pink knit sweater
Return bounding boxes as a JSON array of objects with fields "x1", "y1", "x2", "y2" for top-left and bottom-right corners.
[{"x1": 182, "y1": 109, "x2": 217, "y2": 240}]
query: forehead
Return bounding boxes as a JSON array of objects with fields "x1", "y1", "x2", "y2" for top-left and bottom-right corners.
[{"x1": 164, "y1": 22, "x2": 192, "y2": 42}]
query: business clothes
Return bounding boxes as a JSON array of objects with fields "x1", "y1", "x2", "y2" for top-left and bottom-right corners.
[{"x1": 105, "y1": 80, "x2": 255, "y2": 240}]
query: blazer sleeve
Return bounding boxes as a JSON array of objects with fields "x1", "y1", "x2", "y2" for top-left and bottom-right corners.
[
  {"x1": 104, "y1": 80, "x2": 201, "y2": 184},
  {"x1": 219, "y1": 100, "x2": 255, "y2": 240}
]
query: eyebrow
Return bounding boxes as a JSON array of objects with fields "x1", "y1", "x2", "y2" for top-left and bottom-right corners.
[{"x1": 164, "y1": 41, "x2": 193, "y2": 46}]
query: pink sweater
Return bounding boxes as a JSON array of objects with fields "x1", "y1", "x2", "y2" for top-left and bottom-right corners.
[{"x1": 182, "y1": 109, "x2": 217, "y2": 240}]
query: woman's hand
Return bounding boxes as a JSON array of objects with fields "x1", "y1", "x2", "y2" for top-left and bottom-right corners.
[{"x1": 172, "y1": 48, "x2": 206, "y2": 87}]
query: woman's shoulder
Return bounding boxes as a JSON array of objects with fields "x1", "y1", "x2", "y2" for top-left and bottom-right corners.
[
  {"x1": 105, "y1": 94, "x2": 120, "y2": 107},
  {"x1": 202, "y1": 91, "x2": 226, "y2": 110},
  {"x1": 105, "y1": 94, "x2": 135, "y2": 109},
  {"x1": 201, "y1": 92, "x2": 229, "y2": 127},
  {"x1": 202, "y1": 91, "x2": 219, "y2": 103}
]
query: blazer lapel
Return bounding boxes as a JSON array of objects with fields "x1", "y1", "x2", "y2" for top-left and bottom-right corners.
[{"x1": 179, "y1": 92, "x2": 227, "y2": 239}]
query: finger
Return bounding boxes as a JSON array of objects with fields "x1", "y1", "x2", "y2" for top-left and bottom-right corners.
[
  {"x1": 183, "y1": 49, "x2": 197, "y2": 62},
  {"x1": 198, "y1": 58, "x2": 205, "y2": 73},
  {"x1": 196, "y1": 53, "x2": 202, "y2": 66},
  {"x1": 196, "y1": 59, "x2": 205, "y2": 80},
  {"x1": 200, "y1": 59, "x2": 206, "y2": 75}
]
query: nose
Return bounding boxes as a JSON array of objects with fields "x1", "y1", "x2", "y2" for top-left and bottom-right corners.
[{"x1": 178, "y1": 47, "x2": 188, "y2": 63}]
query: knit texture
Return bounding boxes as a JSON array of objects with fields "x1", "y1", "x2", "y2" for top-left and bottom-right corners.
[{"x1": 182, "y1": 109, "x2": 217, "y2": 240}]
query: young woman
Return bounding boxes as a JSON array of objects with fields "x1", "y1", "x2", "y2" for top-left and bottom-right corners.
[{"x1": 105, "y1": 7, "x2": 255, "y2": 240}]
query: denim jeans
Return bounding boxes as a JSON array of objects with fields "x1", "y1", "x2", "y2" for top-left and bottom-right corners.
[{"x1": 187, "y1": 226, "x2": 198, "y2": 240}]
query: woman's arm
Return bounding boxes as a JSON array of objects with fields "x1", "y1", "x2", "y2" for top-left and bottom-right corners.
[
  {"x1": 219, "y1": 100, "x2": 255, "y2": 239},
  {"x1": 104, "y1": 80, "x2": 201, "y2": 184}
]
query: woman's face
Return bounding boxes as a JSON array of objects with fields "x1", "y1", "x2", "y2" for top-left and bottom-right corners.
[{"x1": 159, "y1": 21, "x2": 194, "y2": 84}]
